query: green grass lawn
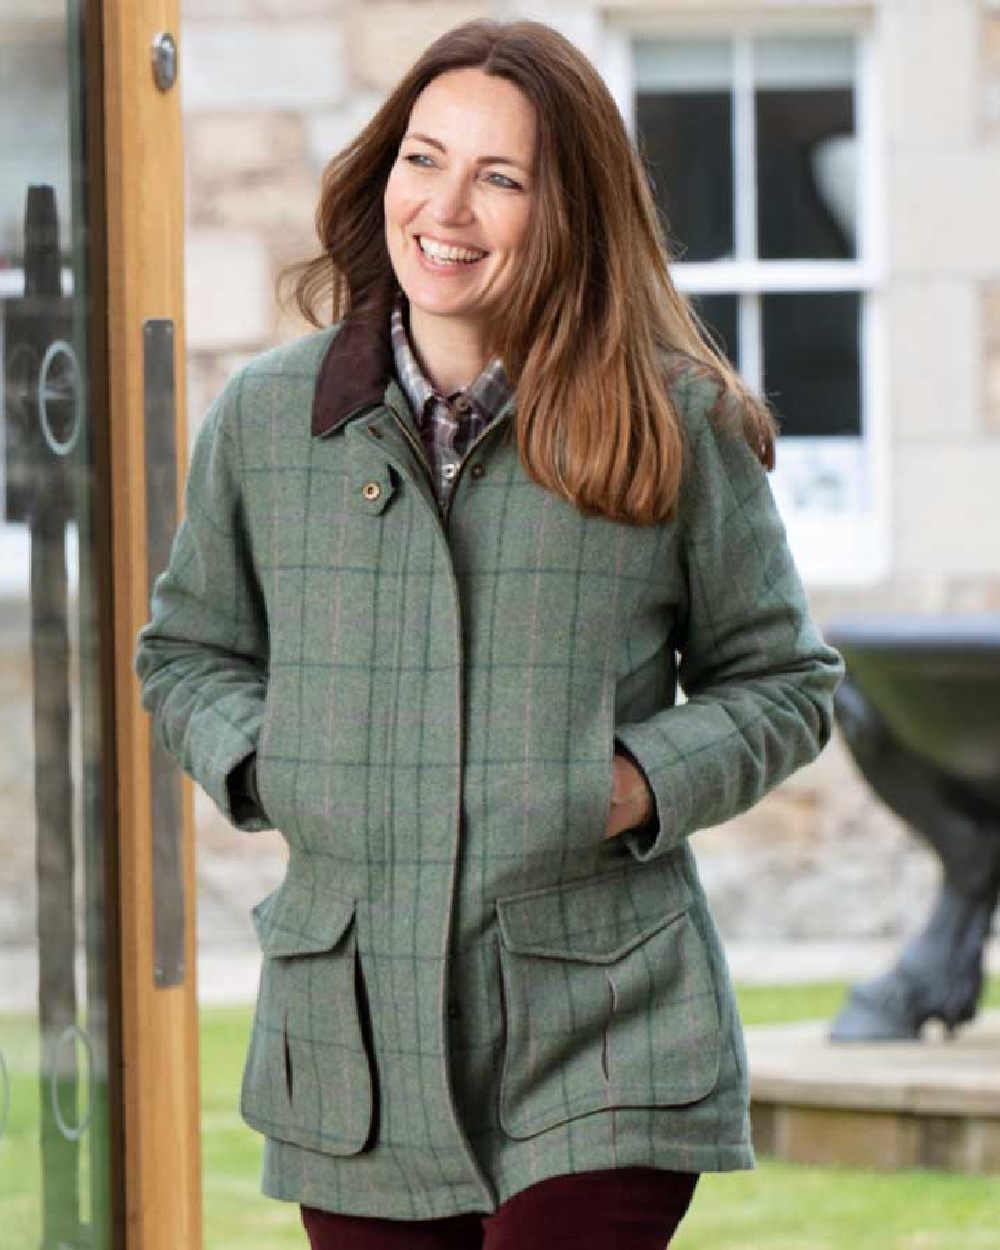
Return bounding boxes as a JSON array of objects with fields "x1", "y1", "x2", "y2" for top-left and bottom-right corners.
[
  {"x1": 736, "y1": 975, "x2": 1000, "y2": 1028},
  {"x1": 3, "y1": 978, "x2": 999, "y2": 1248}
]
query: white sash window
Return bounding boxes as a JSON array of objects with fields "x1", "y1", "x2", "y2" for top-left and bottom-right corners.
[{"x1": 601, "y1": 19, "x2": 887, "y2": 586}]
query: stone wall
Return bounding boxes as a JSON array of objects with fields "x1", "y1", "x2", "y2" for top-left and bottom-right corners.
[
  {"x1": 984, "y1": 2, "x2": 1000, "y2": 137},
  {"x1": 987, "y1": 282, "x2": 1000, "y2": 436}
]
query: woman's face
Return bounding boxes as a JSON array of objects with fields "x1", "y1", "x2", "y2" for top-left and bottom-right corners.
[{"x1": 383, "y1": 67, "x2": 537, "y2": 342}]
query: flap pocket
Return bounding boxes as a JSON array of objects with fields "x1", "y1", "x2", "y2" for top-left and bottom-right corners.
[
  {"x1": 242, "y1": 875, "x2": 373, "y2": 1155},
  {"x1": 252, "y1": 878, "x2": 356, "y2": 956},
  {"x1": 496, "y1": 863, "x2": 693, "y2": 964},
  {"x1": 495, "y1": 862, "x2": 720, "y2": 1138}
]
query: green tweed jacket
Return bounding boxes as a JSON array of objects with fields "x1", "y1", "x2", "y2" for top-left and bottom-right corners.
[{"x1": 133, "y1": 308, "x2": 845, "y2": 1220}]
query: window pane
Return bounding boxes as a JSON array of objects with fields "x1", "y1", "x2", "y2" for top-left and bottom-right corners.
[
  {"x1": 762, "y1": 291, "x2": 861, "y2": 435},
  {"x1": 634, "y1": 39, "x2": 734, "y2": 262},
  {"x1": 688, "y1": 293, "x2": 739, "y2": 366},
  {"x1": 754, "y1": 36, "x2": 857, "y2": 260},
  {"x1": 636, "y1": 91, "x2": 734, "y2": 261}
]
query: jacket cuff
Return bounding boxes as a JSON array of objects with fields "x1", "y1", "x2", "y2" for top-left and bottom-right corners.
[
  {"x1": 225, "y1": 751, "x2": 272, "y2": 831},
  {"x1": 612, "y1": 725, "x2": 683, "y2": 862},
  {"x1": 612, "y1": 735, "x2": 662, "y2": 855}
]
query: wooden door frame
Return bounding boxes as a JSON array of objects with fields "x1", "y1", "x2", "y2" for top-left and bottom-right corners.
[{"x1": 99, "y1": 1, "x2": 201, "y2": 1247}]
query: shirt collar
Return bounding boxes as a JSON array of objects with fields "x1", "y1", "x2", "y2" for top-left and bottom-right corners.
[{"x1": 389, "y1": 289, "x2": 512, "y2": 424}]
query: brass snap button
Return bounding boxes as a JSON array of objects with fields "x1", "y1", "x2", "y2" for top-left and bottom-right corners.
[
  {"x1": 470, "y1": 463, "x2": 485, "y2": 479},
  {"x1": 453, "y1": 396, "x2": 471, "y2": 414},
  {"x1": 442, "y1": 462, "x2": 459, "y2": 481},
  {"x1": 362, "y1": 480, "x2": 381, "y2": 502}
]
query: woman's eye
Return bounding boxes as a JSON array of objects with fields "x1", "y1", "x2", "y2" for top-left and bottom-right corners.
[{"x1": 402, "y1": 154, "x2": 521, "y2": 191}]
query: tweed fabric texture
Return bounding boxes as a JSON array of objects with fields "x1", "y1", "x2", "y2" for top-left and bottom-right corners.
[
  {"x1": 133, "y1": 319, "x2": 845, "y2": 1219},
  {"x1": 386, "y1": 292, "x2": 660, "y2": 847}
]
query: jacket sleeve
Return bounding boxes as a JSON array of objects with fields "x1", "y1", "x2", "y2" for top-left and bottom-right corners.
[
  {"x1": 132, "y1": 368, "x2": 273, "y2": 832},
  {"x1": 614, "y1": 373, "x2": 845, "y2": 863}
]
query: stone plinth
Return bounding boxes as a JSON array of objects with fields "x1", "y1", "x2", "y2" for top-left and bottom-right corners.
[{"x1": 746, "y1": 1010, "x2": 1000, "y2": 1174}]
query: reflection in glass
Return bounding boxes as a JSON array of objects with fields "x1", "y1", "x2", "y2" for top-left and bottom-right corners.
[
  {"x1": 0, "y1": 4, "x2": 114, "y2": 1248},
  {"x1": 754, "y1": 36, "x2": 857, "y2": 260},
  {"x1": 771, "y1": 437, "x2": 869, "y2": 516},
  {"x1": 762, "y1": 291, "x2": 861, "y2": 437}
]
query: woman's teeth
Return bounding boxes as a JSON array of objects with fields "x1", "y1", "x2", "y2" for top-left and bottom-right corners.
[{"x1": 418, "y1": 236, "x2": 487, "y2": 265}]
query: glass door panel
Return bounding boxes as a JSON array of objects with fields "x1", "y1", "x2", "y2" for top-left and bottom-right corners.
[{"x1": 0, "y1": 2, "x2": 115, "y2": 1246}]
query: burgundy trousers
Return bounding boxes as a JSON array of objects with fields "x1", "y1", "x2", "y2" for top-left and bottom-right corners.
[{"x1": 300, "y1": 1166, "x2": 699, "y2": 1250}]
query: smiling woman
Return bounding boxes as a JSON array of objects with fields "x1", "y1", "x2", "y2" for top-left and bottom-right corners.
[
  {"x1": 135, "y1": 15, "x2": 845, "y2": 1250},
  {"x1": 382, "y1": 68, "x2": 537, "y2": 394}
]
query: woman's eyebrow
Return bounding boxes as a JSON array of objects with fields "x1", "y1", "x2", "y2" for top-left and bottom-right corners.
[{"x1": 404, "y1": 131, "x2": 529, "y2": 171}]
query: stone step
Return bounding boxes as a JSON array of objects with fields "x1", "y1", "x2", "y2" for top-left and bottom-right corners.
[{"x1": 745, "y1": 1009, "x2": 1000, "y2": 1173}]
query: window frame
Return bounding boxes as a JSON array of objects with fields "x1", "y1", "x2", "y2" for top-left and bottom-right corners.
[{"x1": 600, "y1": 11, "x2": 890, "y2": 587}]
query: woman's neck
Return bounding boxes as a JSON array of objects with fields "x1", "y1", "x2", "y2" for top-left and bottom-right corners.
[{"x1": 407, "y1": 303, "x2": 490, "y2": 396}]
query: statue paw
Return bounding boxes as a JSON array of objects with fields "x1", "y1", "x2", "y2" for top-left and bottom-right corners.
[{"x1": 828, "y1": 964, "x2": 980, "y2": 1043}]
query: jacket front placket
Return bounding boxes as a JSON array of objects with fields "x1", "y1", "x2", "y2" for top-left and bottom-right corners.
[{"x1": 332, "y1": 380, "x2": 505, "y2": 1205}]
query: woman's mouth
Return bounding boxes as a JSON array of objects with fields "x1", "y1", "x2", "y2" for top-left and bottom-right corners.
[{"x1": 415, "y1": 235, "x2": 489, "y2": 269}]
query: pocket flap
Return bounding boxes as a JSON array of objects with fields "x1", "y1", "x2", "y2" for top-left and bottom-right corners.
[
  {"x1": 251, "y1": 878, "x2": 356, "y2": 957},
  {"x1": 496, "y1": 864, "x2": 692, "y2": 964}
]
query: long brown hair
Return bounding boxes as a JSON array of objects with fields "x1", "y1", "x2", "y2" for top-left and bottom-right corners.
[{"x1": 279, "y1": 18, "x2": 779, "y2": 524}]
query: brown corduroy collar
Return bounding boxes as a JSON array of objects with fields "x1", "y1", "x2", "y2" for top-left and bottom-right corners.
[{"x1": 311, "y1": 300, "x2": 396, "y2": 438}]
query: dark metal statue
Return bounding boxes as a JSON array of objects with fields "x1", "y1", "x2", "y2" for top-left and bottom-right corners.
[{"x1": 825, "y1": 615, "x2": 1000, "y2": 1042}]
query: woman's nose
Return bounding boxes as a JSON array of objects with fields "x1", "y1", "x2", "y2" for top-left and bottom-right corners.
[{"x1": 429, "y1": 175, "x2": 474, "y2": 225}]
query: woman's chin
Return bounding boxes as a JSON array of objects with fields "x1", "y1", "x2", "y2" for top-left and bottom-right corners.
[{"x1": 404, "y1": 289, "x2": 486, "y2": 324}]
